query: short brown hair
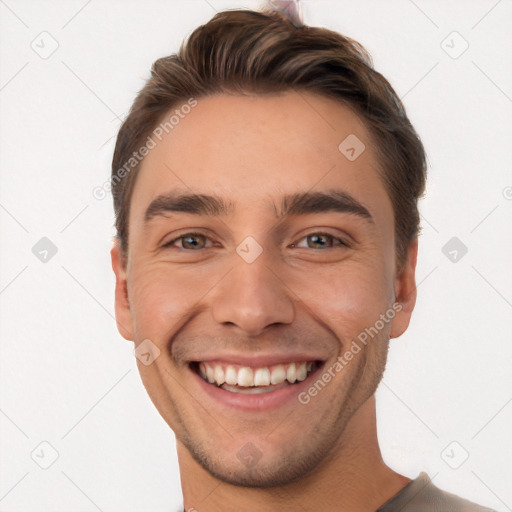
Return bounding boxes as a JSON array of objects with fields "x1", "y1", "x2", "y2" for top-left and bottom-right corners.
[{"x1": 112, "y1": 8, "x2": 427, "y2": 273}]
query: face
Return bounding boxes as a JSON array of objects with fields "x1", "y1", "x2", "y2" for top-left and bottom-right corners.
[{"x1": 111, "y1": 91, "x2": 417, "y2": 487}]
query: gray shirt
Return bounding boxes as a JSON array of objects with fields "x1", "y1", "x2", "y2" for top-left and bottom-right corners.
[
  {"x1": 377, "y1": 472, "x2": 496, "y2": 512},
  {"x1": 179, "y1": 472, "x2": 497, "y2": 511}
]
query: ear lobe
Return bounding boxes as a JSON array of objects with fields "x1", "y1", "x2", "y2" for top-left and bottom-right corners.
[
  {"x1": 110, "y1": 240, "x2": 134, "y2": 341},
  {"x1": 389, "y1": 238, "x2": 418, "y2": 339}
]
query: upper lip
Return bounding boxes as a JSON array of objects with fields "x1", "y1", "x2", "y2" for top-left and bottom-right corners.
[{"x1": 189, "y1": 353, "x2": 327, "y2": 367}]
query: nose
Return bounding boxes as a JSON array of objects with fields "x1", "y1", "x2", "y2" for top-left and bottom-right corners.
[{"x1": 211, "y1": 256, "x2": 295, "y2": 337}]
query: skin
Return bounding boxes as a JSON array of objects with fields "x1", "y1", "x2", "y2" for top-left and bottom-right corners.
[{"x1": 111, "y1": 91, "x2": 418, "y2": 511}]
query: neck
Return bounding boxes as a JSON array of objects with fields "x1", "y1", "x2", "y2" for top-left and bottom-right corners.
[{"x1": 178, "y1": 395, "x2": 410, "y2": 511}]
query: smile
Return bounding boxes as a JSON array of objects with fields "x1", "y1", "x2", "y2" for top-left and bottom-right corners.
[{"x1": 191, "y1": 360, "x2": 320, "y2": 394}]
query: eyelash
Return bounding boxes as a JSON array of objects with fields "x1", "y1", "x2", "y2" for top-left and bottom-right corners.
[{"x1": 162, "y1": 231, "x2": 350, "y2": 250}]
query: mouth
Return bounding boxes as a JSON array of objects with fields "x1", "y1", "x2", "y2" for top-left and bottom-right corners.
[
  {"x1": 188, "y1": 359, "x2": 324, "y2": 407},
  {"x1": 191, "y1": 360, "x2": 320, "y2": 392}
]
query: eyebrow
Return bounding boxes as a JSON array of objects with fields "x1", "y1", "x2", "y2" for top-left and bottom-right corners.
[{"x1": 144, "y1": 190, "x2": 374, "y2": 225}]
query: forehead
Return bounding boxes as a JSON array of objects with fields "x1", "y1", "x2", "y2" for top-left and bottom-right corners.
[{"x1": 129, "y1": 91, "x2": 393, "y2": 231}]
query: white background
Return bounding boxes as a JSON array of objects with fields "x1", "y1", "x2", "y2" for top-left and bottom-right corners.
[{"x1": 1, "y1": 0, "x2": 511, "y2": 510}]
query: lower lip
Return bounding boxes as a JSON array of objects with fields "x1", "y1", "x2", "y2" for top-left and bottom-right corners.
[{"x1": 189, "y1": 364, "x2": 323, "y2": 412}]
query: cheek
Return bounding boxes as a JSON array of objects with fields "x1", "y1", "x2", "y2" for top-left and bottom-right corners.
[
  {"x1": 128, "y1": 266, "x2": 186, "y2": 341},
  {"x1": 291, "y1": 257, "x2": 391, "y2": 336},
  {"x1": 128, "y1": 262, "x2": 221, "y2": 341}
]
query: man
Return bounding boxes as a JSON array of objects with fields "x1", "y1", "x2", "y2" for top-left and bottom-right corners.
[{"x1": 110, "y1": 5, "x2": 496, "y2": 511}]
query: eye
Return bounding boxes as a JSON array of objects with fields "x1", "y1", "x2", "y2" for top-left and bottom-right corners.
[
  {"x1": 162, "y1": 231, "x2": 348, "y2": 251},
  {"x1": 292, "y1": 232, "x2": 348, "y2": 249},
  {"x1": 163, "y1": 232, "x2": 214, "y2": 250}
]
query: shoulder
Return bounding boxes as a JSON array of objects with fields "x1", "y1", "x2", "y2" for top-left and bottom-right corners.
[{"x1": 377, "y1": 472, "x2": 497, "y2": 512}]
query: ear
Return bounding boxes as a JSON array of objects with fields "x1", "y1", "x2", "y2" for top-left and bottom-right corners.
[
  {"x1": 110, "y1": 239, "x2": 134, "y2": 341},
  {"x1": 389, "y1": 238, "x2": 418, "y2": 339}
]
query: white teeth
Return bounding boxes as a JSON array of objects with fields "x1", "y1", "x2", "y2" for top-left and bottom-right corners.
[
  {"x1": 254, "y1": 368, "x2": 270, "y2": 386},
  {"x1": 237, "y1": 367, "x2": 254, "y2": 387},
  {"x1": 225, "y1": 365, "x2": 238, "y2": 385},
  {"x1": 205, "y1": 365, "x2": 215, "y2": 384},
  {"x1": 296, "y1": 362, "x2": 307, "y2": 381},
  {"x1": 197, "y1": 361, "x2": 318, "y2": 388},
  {"x1": 214, "y1": 365, "x2": 225, "y2": 386},
  {"x1": 286, "y1": 363, "x2": 297, "y2": 384},
  {"x1": 270, "y1": 364, "x2": 286, "y2": 385}
]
